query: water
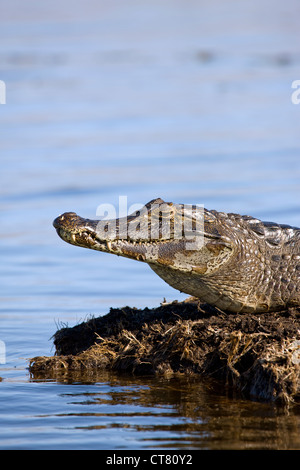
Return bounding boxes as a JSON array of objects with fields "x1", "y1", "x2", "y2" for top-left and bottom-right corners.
[{"x1": 1, "y1": 0, "x2": 300, "y2": 450}]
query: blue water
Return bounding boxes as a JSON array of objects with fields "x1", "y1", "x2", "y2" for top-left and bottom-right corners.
[{"x1": 1, "y1": 0, "x2": 300, "y2": 450}]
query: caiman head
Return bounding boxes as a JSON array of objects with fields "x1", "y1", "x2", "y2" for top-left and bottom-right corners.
[{"x1": 53, "y1": 198, "x2": 244, "y2": 311}]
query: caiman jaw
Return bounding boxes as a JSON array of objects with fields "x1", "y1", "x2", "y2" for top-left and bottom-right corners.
[
  {"x1": 53, "y1": 205, "x2": 232, "y2": 269},
  {"x1": 54, "y1": 212, "x2": 117, "y2": 252},
  {"x1": 53, "y1": 212, "x2": 100, "y2": 246},
  {"x1": 53, "y1": 211, "x2": 158, "y2": 263}
]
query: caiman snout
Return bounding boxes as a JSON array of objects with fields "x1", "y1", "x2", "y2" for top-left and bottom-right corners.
[
  {"x1": 53, "y1": 212, "x2": 80, "y2": 230},
  {"x1": 53, "y1": 212, "x2": 98, "y2": 233}
]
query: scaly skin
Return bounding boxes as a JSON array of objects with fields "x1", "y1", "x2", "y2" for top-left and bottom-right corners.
[{"x1": 53, "y1": 198, "x2": 300, "y2": 313}]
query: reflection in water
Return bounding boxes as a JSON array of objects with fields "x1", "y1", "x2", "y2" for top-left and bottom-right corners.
[{"x1": 31, "y1": 371, "x2": 300, "y2": 449}]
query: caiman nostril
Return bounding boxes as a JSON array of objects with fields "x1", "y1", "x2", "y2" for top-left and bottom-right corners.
[{"x1": 53, "y1": 212, "x2": 78, "y2": 229}]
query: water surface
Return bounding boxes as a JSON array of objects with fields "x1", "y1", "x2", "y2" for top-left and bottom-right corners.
[{"x1": 1, "y1": 0, "x2": 300, "y2": 450}]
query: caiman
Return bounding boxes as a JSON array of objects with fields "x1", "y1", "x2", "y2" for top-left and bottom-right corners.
[{"x1": 53, "y1": 198, "x2": 300, "y2": 313}]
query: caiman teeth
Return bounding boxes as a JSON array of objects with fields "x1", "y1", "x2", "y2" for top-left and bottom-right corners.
[{"x1": 106, "y1": 240, "x2": 112, "y2": 250}]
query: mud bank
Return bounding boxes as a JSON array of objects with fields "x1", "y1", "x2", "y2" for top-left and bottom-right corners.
[{"x1": 29, "y1": 299, "x2": 300, "y2": 405}]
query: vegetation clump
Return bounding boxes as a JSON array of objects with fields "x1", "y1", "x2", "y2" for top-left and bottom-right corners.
[{"x1": 29, "y1": 298, "x2": 300, "y2": 405}]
